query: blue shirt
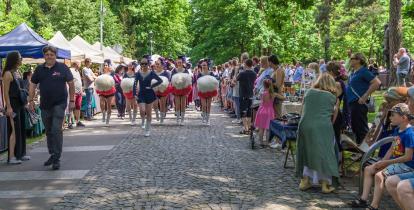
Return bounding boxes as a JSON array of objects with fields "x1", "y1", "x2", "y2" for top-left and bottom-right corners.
[
  {"x1": 293, "y1": 66, "x2": 304, "y2": 82},
  {"x1": 392, "y1": 127, "x2": 414, "y2": 168},
  {"x1": 254, "y1": 67, "x2": 273, "y2": 93},
  {"x1": 346, "y1": 66, "x2": 375, "y2": 103},
  {"x1": 320, "y1": 64, "x2": 327, "y2": 73}
]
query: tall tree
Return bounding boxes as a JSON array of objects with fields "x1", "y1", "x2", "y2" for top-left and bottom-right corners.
[{"x1": 389, "y1": 0, "x2": 402, "y2": 84}]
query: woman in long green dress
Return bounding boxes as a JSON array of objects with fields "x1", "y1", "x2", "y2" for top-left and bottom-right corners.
[{"x1": 296, "y1": 73, "x2": 339, "y2": 193}]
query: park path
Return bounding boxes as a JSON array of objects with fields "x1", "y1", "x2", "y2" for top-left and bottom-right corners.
[
  {"x1": 0, "y1": 105, "x2": 398, "y2": 210},
  {"x1": 0, "y1": 113, "x2": 131, "y2": 210}
]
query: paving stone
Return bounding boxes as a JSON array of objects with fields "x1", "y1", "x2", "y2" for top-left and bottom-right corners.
[{"x1": 52, "y1": 105, "x2": 399, "y2": 209}]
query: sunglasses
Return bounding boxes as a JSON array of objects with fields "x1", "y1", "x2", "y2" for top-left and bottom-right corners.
[
  {"x1": 350, "y1": 57, "x2": 359, "y2": 60},
  {"x1": 141, "y1": 63, "x2": 148, "y2": 66},
  {"x1": 202, "y1": 64, "x2": 208, "y2": 67}
]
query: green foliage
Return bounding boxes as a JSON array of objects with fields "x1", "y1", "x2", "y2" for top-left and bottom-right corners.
[
  {"x1": 190, "y1": 0, "x2": 271, "y2": 64},
  {"x1": 1, "y1": 0, "x2": 414, "y2": 64},
  {"x1": 0, "y1": 0, "x2": 31, "y2": 35}
]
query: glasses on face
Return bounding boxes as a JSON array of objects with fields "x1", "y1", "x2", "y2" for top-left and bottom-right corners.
[
  {"x1": 104, "y1": 65, "x2": 109, "y2": 67},
  {"x1": 141, "y1": 63, "x2": 148, "y2": 66},
  {"x1": 202, "y1": 64, "x2": 208, "y2": 67},
  {"x1": 350, "y1": 57, "x2": 358, "y2": 60}
]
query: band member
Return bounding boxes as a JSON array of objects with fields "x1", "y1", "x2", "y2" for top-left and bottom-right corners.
[
  {"x1": 133, "y1": 58, "x2": 162, "y2": 136},
  {"x1": 153, "y1": 58, "x2": 171, "y2": 123},
  {"x1": 197, "y1": 60, "x2": 219, "y2": 125},
  {"x1": 171, "y1": 58, "x2": 192, "y2": 125},
  {"x1": 95, "y1": 60, "x2": 116, "y2": 126}
]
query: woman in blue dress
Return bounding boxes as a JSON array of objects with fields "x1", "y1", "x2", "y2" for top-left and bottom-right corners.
[
  {"x1": 133, "y1": 58, "x2": 163, "y2": 137},
  {"x1": 153, "y1": 58, "x2": 171, "y2": 123}
]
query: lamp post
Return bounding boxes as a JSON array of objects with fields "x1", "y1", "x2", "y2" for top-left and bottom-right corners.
[
  {"x1": 149, "y1": 30, "x2": 153, "y2": 56},
  {"x1": 100, "y1": 0, "x2": 104, "y2": 51}
]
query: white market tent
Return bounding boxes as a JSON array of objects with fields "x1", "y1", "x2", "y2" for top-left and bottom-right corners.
[
  {"x1": 105, "y1": 46, "x2": 133, "y2": 63},
  {"x1": 49, "y1": 31, "x2": 84, "y2": 61},
  {"x1": 70, "y1": 35, "x2": 105, "y2": 63},
  {"x1": 92, "y1": 42, "x2": 121, "y2": 63}
]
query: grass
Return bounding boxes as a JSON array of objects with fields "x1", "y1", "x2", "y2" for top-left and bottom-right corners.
[
  {"x1": 368, "y1": 90, "x2": 386, "y2": 123},
  {"x1": 0, "y1": 134, "x2": 45, "y2": 157},
  {"x1": 27, "y1": 134, "x2": 45, "y2": 145}
]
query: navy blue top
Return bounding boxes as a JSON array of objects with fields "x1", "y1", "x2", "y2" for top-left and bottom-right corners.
[
  {"x1": 155, "y1": 70, "x2": 171, "y2": 81},
  {"x1": 31, "y1": 62, "x2": 73, "y2": 109},
  {"x1": 197, "y1": 71, "x2": 214, "y2": 80},
  {"x1": 133, "y1": 71, "x2": 162, "y2": 103},
  {"x1": 123, "y1": 71, "x2": 135, "y2": 79},
  {"x1": 346, "y1": 66, "x2": 375, "y2": 103},
  {"x1": 171, "y1": 68, "x2": 189, "y2": 78}
]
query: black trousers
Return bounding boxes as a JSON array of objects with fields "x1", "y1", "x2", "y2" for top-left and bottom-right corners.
[
  {"x1": 350, "y1": 101, "x2": 369, "y2": 145},
  {"x1": 7, "y1": 105, "x2": 27, "y2": 160},
  {"x1": 41, "y1": 103, "x2": 66, "y2": 161}
]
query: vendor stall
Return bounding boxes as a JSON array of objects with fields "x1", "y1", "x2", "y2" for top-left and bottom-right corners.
[{"x1": 0, "y1": 23, "x2": 71, "y2": 59}]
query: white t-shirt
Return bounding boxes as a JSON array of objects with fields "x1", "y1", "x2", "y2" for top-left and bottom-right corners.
[
  {"x1": 82, "y1": 67, "x2": 94, "y2": 89},
  {"x1": 70, "y1": 68, "x2": 83, "y2": 94}
]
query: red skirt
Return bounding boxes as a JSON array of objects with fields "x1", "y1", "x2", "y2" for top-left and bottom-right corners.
[
  {"x1": 171, "y1": 85, "x2": 192, "y2": 96},
  {"x1": 96, "y1": 87, "x2": 116, "y2": 96},
  {"x1": 155, "y1": 85, "x2": 172, "y2": 97},
  {"x1": 123, "y1": 91, "x2": 134, "y2": 99},
  {"x1": 198, "y1": 90, "x2": 218, "y2": 99}
]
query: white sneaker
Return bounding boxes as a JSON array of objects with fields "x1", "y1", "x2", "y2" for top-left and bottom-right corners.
[
  {"x1": 269, "y1": 142, "x2": 282, "y2": 149},
  {"x1": 144, "y1": 130, "x2": 150, "y2": 137},
  {"x1": 8, "y1": 157, "x2": 22, "y2": 164},
  {"x1": 232, "y1": 119, "x2": 240, "y2": 124},
  {"x1": 202, "y1": 117, "x2": 206, "y2": 124},
  {"x1": 130, "y1": 121, "x2": 136, "y2": 126},
  {"x1": 206, "y1": 120, "x2": 210, "y2": 126},
  {"x1": 21, "y1": 156, "x2": 31, "y2": 161}
]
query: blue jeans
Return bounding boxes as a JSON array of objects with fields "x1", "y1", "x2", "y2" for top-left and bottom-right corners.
[
  {"x1": 85, "y1": 88, "x2": 94, "y2": 119},
  {"x1": 233, "y1": 96, "x2": 240, "y2": 119},
  {"x1": 397, "y1": 73, "x2": 408, "y2": 86}
]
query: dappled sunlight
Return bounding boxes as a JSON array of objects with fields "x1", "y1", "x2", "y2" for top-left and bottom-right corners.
[{"x1": 186, "y1": 172, "x2": 235, "y2": 183}]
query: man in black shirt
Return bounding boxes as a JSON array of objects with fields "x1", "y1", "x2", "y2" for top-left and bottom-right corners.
[
  {"x1": 28, "y1": 46, "x2": 75, "y2": 170},
  {"x1": 237, "y1": 59, "x2": 257, "y2": 134}
]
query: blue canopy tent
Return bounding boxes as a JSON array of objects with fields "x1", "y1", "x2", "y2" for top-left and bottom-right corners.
[{"x1": 0, "y1": 23, "x2": 71, "y2": 59}]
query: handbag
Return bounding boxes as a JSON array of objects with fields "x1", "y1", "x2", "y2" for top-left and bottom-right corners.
[
  {"x1": 350, "y1": 86, "x2": 375, "y2": 113},
  {"x1": 13, "y1": 76, "x2": 28, "y2": 105},
  {"x1": 281, "y1": 113, "x2": 301, "y2": 126}
]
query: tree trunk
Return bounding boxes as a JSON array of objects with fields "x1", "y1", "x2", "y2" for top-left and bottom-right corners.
[
  {"x1": 388, "y1": 0, "x2": 402, "y2": 85},
  {"x1": 319, "y1": 0, "x2": 331, "y2": 61},
  {"x1": 368, "y1": 19, "x2": 377, "y2": 59},
  {"x1": 5, "y1": 0, "x2": 12, "y2": 15}
]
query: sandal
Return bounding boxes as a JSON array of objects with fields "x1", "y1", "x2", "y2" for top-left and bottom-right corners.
[
  {"x1": 349, "y1": 198, "x2": 368, "y2": 208},
  {"x1": 366, "y1": 205, "x2": 378, "y2": 210}
]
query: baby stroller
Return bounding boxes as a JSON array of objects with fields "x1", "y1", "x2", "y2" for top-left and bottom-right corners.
[{"x1": 249, "y1": 96, "x2": 261, "y2": 149}]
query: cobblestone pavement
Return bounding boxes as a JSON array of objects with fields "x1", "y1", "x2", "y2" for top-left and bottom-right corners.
[{"x1": 53, "y1": 105, "x2": 399, "y2": 210}]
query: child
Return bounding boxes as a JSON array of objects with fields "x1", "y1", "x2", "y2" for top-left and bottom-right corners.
[
  {"x1": 350, "y1": 103, "x2": 414, "y2": 210},
  {"x1": 254, "y1": 79, "x2": 275, "y2": 147}
]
